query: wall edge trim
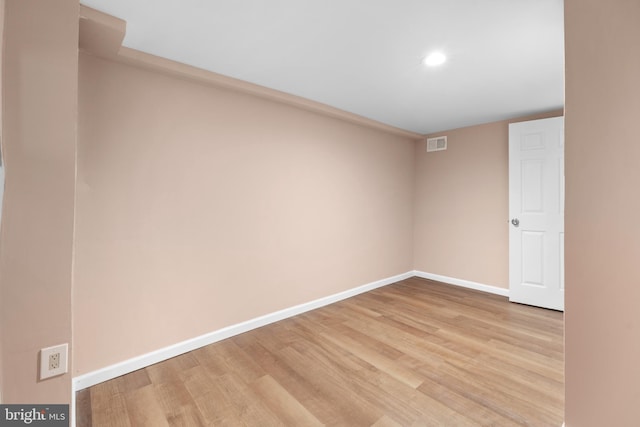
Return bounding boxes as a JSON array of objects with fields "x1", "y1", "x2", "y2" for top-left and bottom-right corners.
[
  {"x1": 114, "y1": 47, "x2": 424, "y2": 141},
  {"x1": 413, "y1": 271, "x2": 509, "y2": 297},
  {"x1": 72, "y1": 270, "x2": 414, "y2": 391}
]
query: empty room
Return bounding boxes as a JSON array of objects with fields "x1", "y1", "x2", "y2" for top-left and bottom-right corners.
[{"x1": 1, "y1": 1, "x2": 639, "y2": 426}]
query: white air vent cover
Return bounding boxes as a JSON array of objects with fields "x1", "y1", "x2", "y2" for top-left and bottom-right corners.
[{"x1": 426, "y1": 136, "x2": 447, "y2": 152}]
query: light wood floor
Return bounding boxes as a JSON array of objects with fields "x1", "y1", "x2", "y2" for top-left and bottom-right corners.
[{"x1": 76, "y1": 277, "x2": 564, "y2": 426}]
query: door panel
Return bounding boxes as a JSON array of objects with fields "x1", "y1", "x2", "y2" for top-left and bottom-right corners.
[
  {"x1": 509, "y1": 116, "x2": 564, "y2": 311},
  {"x1": 521, "y1": 160, "x2": 544, "y2": 212},
  {"x1": 521, "y1": 231, "x2": 544, "y2": 286}
]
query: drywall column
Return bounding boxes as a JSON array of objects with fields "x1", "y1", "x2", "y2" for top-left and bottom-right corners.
[
  {"x1": 0, "y1": 0, "x2": 5, "y2": 402},
  {"x1": 564, "y1": 0, "x2": 640, "y2": 425},
  {"x1": 0, "y1": 0, "x2": 78, "y2": 403}
]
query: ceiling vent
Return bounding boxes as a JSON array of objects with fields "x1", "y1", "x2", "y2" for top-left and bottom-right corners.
[{"x1": 426, "y1": 136, "x2": 447, "y2": 152}]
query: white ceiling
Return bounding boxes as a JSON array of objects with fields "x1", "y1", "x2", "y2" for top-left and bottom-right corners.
[{"x1": 80, "y1": 0, "x2": 565, "y2": 135}]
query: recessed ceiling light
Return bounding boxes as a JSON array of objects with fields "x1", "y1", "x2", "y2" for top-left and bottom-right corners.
[{"x1": 423, "y1": 51, "x2": 446, "y2": 67}]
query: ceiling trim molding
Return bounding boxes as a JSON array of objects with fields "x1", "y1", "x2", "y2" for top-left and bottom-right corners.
[{"x1": 78, "y1": 6, "x2": 424, "y2": 141}]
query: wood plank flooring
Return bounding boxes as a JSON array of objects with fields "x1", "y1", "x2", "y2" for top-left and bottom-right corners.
[{"x1": 76, "y1": 277, "x2": 564, "y2": 426}]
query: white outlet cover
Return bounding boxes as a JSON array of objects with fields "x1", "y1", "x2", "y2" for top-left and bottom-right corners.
[{"x1": 40, "y1": 343, "x2": 68, "y2": 380}]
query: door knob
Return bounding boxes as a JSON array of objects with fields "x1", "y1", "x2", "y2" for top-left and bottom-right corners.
[{"x1": 511, "y1": 218, "x2": 520, "y2": 227}]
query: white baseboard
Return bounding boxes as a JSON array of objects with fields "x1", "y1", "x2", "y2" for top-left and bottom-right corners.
[
  {"x1": 71, "y1": 270, "x2": 507, "y2": 394},
  {"x1": 70, "y1": 384, "x2": 76, "y2": 427},
  {"x1": 412, "y1": 270, "x2": 509, "y2": 297},
  {"x1": 72, "y1": 270, "x2": 414, "y2": 391}
]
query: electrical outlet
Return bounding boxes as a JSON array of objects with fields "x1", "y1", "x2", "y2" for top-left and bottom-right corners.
[
  {"x1": 40, "y1": 343, "x2": 68, "y2": 380},
  {"x1": 49, "y1": 352, "x2": 60, "y2": 370}
]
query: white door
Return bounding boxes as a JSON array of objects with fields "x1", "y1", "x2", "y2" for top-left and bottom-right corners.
[{"x1": 509, "y1": 116, "x2": 564, "y2": 311}]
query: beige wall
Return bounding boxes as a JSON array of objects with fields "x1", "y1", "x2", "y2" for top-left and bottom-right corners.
[
  {"x1": 0, "y1": 0, "x2": 4, "y2": 402},
  {"x1": 0, "y1": 0, "x2": 77, "y2": 403},
  {"x1": 7, "y1": 5, "x2": 640, "y2": 422},
  {"x1": 565, "y1": 0, "x2": 640, "y2": 425},
  {"x1": 413, "y1": 111, "x2": 562, "y2": 289},
  {"x1": 73, "y1": 54, "x2": 416, "y2": 375}
]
